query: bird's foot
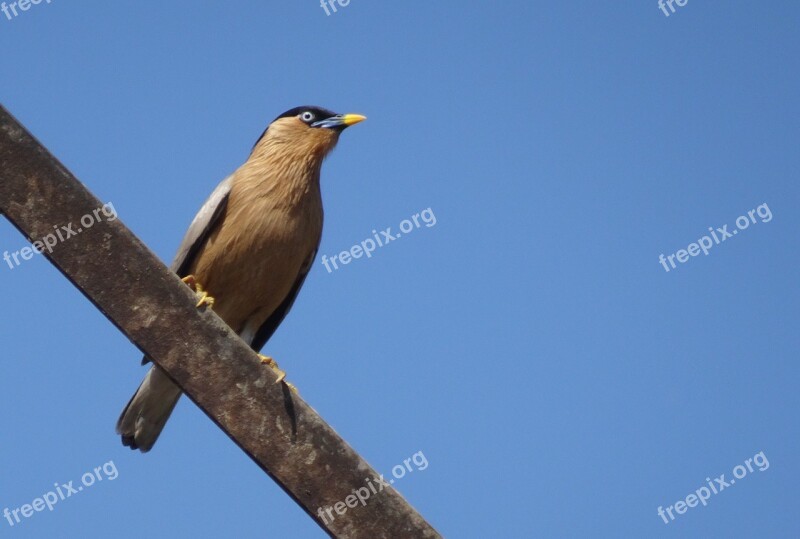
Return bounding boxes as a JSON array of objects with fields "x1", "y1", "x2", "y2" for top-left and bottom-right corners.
[
  {"x1": 181, "y1": 275, "x2": 215, "y2": 308},
  {"x1": 259, "y1": 354, "x2": 286, "y2": 383},
  {"x1": 259, "y1": 354, "x2": 297, "y2": 393}
]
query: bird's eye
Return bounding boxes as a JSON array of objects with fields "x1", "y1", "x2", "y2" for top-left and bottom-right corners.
[{"x1": 300, "y1": 111, "x2": 315, "y2": 123}]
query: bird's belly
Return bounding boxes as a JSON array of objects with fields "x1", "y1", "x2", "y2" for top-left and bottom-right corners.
[{"x1": 190, "y1": 213, "x2": 319, "y2": 333}]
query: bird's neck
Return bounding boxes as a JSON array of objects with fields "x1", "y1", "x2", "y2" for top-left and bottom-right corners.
[{"x1": 237, "y1": 145, "x2": 324, "y2": 210}]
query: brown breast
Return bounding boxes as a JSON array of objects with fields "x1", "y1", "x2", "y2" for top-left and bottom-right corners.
[{"x1": 187, "y1": 158, "x2": 323, "y2": 334}]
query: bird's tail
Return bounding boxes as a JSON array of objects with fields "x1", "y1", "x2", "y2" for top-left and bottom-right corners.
[{"x1": 116, "y1": 366, "x2": 182, "y2": 453}]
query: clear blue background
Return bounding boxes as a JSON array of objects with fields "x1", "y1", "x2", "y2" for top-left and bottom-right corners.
[{"x1": 1, "y1": 1, "x2": 798, "y2": 537}]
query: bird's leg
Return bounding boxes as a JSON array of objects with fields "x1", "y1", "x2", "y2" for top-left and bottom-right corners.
[
  {"x1": 258, "y1": 354, "x2": 297, "y2": 393},
  {"x1": 181, "y1": 275, "x2": 215, "y2": 308}
]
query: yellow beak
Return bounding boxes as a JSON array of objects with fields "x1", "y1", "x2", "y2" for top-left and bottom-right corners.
[{"x1": 341, "y1": 114, "x2": 367, "y2": 126}]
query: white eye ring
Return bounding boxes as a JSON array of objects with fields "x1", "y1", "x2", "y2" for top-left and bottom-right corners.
[{"x1": 300, "y1": 111, "x2": 315, "y2": 123}]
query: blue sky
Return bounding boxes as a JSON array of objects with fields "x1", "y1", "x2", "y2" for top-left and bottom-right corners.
[{"x1": 1, "y1": 1, "x2": 798, "y2": 537}]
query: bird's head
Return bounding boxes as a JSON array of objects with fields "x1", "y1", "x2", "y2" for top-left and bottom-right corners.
[{"x1": 252, "y1": 106, "x2": 366, "y2": 162}]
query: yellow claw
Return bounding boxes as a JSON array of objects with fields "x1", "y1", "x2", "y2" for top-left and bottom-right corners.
[
  {"x1": 195, "y1": 291, "x2": 215, "y2": 308},
  {"x1": 259, "y1": 354, "x2": 299, "y2": 393},
  {"x1": 259, "y1": 354, "x2": 286, "y2": 384},
  {"x1": 182, "y1": 275, "x2": 215, "y2": 308}
]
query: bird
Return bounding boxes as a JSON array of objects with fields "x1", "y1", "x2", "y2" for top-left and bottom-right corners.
[{"x1": 116, "y1": 106, "x2": 366, "y2": 452}]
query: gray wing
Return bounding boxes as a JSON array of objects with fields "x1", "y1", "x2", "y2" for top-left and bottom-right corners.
[
  {"x1": 170, "y1": 175, "x2": 233, "y2": 276},
  {"x1": 141, "y1": 175, "x2": 232, "y2": 365}
]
